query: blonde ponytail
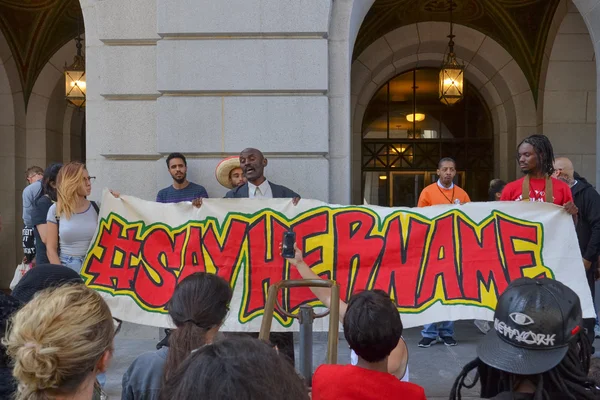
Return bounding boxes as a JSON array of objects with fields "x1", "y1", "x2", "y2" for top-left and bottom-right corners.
[
  {"x1": 56, "y1": 162, "x2": 86, "y2": 220},
  {"x1": 4, "y1": 285, "x2": 113, "y2": 400}
]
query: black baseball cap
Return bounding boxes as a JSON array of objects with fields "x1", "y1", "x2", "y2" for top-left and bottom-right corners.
[
  {"x1": 477, "y1": 277, "x2": 583, "y2": 375},
  {"x1": 12, "y1": 264, "x2": 83, "y2": 304}
]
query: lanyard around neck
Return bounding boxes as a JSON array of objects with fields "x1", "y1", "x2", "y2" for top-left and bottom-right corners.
[{"x1": 436, "y1": 184, "x2": 455, "y2": 204}]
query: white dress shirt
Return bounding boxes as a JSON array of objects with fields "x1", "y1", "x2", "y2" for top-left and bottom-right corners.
[{"x1": 248, "y1": 179, "x2": 273, "y2": 199}]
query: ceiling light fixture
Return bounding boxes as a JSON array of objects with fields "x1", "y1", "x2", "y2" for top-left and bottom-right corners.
[
  {"x1": 64, "y1": 27, "x2": 86, "y2": 108},
  {"x1": 439, "y1": 0, "x2": 464, "y2": 106},
  {"x1": 406, "y1": 113, "x2": 425, "y2": 122}
]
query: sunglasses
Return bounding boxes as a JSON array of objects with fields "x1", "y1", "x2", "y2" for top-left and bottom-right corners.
[{"x1": 113, "y1": 318, "x2": 122, "y2": 337}]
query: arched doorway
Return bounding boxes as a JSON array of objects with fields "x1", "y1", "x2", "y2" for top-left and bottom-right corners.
[{"x1": 362, "y1": 68, "x2": 493, "y2": 207}]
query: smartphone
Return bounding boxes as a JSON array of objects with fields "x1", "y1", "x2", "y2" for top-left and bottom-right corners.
[{"x1": 282, "y1": 231, "x2": 296, "y2": 258}]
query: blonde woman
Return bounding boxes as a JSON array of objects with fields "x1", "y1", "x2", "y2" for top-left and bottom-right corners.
[
  {"x1": 45, "y1": 162, "x2": 118, "y2": 272},
  {"x1": 3, "y1": 284, "x2": 118, "y2": 400}
]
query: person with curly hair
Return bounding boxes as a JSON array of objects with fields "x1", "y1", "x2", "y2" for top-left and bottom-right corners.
[{"x1": 4, "y1": 284, "x2": 117, "y2": 400}]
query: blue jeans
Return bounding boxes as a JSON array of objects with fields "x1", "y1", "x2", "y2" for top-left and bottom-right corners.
[
  {"x1": 60, "y1": 254, "x2": 85, "y2": 273},
  {"x1": 421, "y1": 321, "x2": 454, "y2": 339}
]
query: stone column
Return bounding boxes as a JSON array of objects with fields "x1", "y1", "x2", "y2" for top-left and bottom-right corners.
[{"x1": 328, "y1": 0, "x2": 375, "y2": 204}]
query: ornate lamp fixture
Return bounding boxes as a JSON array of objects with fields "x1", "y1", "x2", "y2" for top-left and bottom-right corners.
[
  {"x1": 64, "y1": 32, "x2": 86, "y2": 108},
  {"x1": 439, "y1": 0, "x2": 464, "y2": 106}
]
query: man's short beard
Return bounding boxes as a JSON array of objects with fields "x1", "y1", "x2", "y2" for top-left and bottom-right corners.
[
  {"x1": 174, "y1": 175, "x2": 186, "y2": 184},
  {"x1": 520, "y1": 168, "x2": 530, "y2": 175}
]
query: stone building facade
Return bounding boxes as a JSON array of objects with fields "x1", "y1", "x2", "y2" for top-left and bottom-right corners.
[{"x1": 0, "y1": 0, "x2": 599, "y2": 288}]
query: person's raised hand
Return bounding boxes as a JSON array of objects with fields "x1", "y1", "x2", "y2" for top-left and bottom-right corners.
[
  {"x1": 109, "y1": 189, "x2": 120, "y2": 198},
  {"x1": 279, "y1": 242, "x2": 303, "y2": 266},
  {"x1": 192, "y1": 198, "x2": 203, "y2": 208}
]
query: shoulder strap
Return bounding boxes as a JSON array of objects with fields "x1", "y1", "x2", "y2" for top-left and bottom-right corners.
[
  {"x1": 91, "y1": 201, "x2": 100, "y2": 215},
  {"x1": 545, "y1": 177, "x2": 554, "y2": 203},
  {"x1": 522, "y1": 176, "x2": 530, "y2": 201},
  {"x1": 521, "y1": 175, "x2": 554, "y2": 203},
  {"x1": 54, "y1": 206, "x2": 60, "y2": 233}
]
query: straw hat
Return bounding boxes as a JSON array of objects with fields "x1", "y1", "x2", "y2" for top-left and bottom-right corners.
[{"x1": 216, "y1": 156, "x2": 242, "y2": 189}]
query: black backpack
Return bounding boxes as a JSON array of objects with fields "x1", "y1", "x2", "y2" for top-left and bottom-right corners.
[{"x1": 55, "y1": 201, "x2": 99, "y2": 222}]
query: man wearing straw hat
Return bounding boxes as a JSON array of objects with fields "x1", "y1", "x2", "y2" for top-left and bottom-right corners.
[{"x1": 215, "y1": 156, "x2": 246, "y2": 190}]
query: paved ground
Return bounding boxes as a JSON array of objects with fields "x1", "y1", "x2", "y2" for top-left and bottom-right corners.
[{"x1": 103, "y1": 320, "x2": 600, "y2": 399}]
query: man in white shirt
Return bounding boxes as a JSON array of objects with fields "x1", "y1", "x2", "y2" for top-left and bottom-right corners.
[
  {"x1": 225, "y1": 148, "x2": 300, "y2": 203},
  {"x1": 223, "y1": 147, "x2": 300, "y2": 363}
]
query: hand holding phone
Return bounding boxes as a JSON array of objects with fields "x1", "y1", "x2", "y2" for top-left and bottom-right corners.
[{"x1": 281, "y1": 231, "x2": 296, "y2": 259}]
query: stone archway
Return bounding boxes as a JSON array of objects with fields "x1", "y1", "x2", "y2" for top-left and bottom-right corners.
[
  {"x1": 544, "y1": 0, "x2": 597, "y2": 185},
  {"x1": 349, "y1": 22, "x2": 537, "y2": 203},
  {"x1": 25, "y1": 38, "x2": 81, "y2": 168},
  {"x1": 0, "y1": 30, "x2": 27, "y2": 286}
]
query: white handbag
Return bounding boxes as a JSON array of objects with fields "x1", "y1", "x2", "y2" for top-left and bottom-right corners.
[{"x1": 10, "y1": 262, "x2": 32, "y2": 290}]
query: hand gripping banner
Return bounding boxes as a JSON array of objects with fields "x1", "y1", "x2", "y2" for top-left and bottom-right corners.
[{"x1": 82, "y1": 189, "x2": 595, "y2": 331}]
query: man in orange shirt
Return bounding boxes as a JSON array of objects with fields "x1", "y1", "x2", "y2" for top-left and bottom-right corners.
[
  {"x1": 418, "y1": 157, "x2": 470, "y2": 348},
  {"x1": 418, "y1": 157, "x2": 470, "y2": 207}
]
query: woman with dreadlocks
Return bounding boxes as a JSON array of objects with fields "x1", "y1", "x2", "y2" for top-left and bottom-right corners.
[
  {"x1": 500, "y1": 134, "x2": 577, "y2": 215},
  {"x1": 449, "y1": 277, "x2": 598, "y2": 400}
]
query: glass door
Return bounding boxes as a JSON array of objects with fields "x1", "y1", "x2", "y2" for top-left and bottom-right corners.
[{"x1": 390, "y1": 172, "x2": 426, "y2": 207}]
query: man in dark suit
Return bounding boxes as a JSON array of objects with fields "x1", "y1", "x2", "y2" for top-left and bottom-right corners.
[
  {"x1": 225, "y1": 148, "x2": 300, "y2": 203},
  {"x1": 224, "y1": 148, "x2": 300, "y2": 363}
]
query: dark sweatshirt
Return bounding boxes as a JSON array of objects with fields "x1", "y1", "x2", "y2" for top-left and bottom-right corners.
[{"x1": 572, "y1": 173, "x2": 600, "y2": 264}]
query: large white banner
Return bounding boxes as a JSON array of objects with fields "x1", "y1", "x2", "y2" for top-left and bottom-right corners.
[{"x1": 82, "y1": 189, "x2": 595, "y2": 331}]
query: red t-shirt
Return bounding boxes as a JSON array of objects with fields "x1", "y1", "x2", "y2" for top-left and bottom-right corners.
[
  {"x1": 312, "y1": 364, "x2": 427, "y2": 400},
  {"x1": 500, "y1": 176, "x2": 573, "y2": 206}
]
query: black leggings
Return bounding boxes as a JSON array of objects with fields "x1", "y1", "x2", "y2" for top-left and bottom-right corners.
[{"x1": 583, "y1": 266, "x2": 597, "y2": 352}]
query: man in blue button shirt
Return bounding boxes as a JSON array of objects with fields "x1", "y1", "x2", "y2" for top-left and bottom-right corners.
[{"x1": 156, "y1": 153, "x2": 208, "y2": 204}]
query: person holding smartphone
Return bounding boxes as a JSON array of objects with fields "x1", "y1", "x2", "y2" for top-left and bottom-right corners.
[{"x1": 281, "y1": 241, "x2": 410, "y2": 381}]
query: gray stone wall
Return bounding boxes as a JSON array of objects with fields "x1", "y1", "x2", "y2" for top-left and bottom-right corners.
[{"x1": 84, "y1": 0, "x2": 334, "y2": 203}]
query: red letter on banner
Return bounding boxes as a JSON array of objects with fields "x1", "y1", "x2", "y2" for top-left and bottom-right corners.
[
  {"x1": 136, "y1": 229, "x2": 186, "y2": 308},
  {"x1": 86, "y1": 219, "x2": 141, "y2": 290},
  {"x1": 458, "y1": 218, "x2": 509, "y2": 300},
  {"x1": 243, "y1": 216, "x2": 287, "y2": 318},
  {"x1": 374, "y1": 216, "x2": 430, "y2": 307},
  {"x1": 203, "y1": 220, "x2": 247, "y2": 283},
  {"x1": 333, "y1": 211, "x2": 384, "y2": 301},
  {"x1": 417, "y1": 215, "x2": 462, "y2": 304},
  {"x1": 287, "y1": 212, "x2": 329, "y2": 312},
  {"x1": 178, "y1": 226, "x2": 207, "y2": 282},
  {"x1": 497, "y1": 216, "x2": 543, "y2": 281}
]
